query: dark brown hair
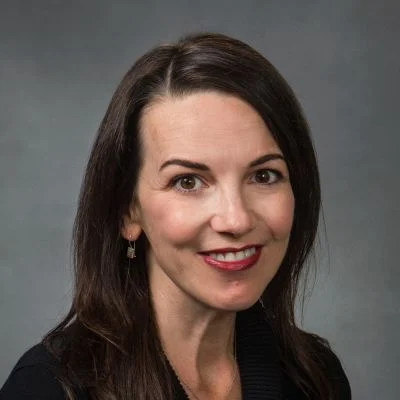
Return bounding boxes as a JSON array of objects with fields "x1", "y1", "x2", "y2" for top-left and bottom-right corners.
[{"x1": 45, "y1": 32, "x2": 336, "y2": 399}]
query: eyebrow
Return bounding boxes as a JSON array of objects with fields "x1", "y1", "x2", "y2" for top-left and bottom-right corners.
[
  {"x1": 248, "y1": 153, "x2": 285, "y2": 167},
  {"x1": 160, "y1": 159, "x2": 210, "y2": 171},
  {"x1": 159, "y1": 153, "x2": 285, "y2": 172}
]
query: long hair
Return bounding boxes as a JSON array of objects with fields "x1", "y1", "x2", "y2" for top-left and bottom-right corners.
[{"x1": 44, "y1": 32, "x2": 335, "y2": 399}]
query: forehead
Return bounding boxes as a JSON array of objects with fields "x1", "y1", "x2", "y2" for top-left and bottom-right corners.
[{"x1": 139, "y1": 92, "x2": 281, "y2": 162}]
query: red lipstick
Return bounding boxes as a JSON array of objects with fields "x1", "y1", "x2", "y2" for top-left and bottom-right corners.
[{"x1": 199, "y1": 246, "x2": 261, "y2": 272}]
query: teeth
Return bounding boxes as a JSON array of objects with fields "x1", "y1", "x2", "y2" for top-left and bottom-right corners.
[{"x1": 208, "y1": 247, "x2": 257, "y2": 262}]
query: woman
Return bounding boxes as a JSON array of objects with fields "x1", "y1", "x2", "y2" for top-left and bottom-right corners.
[{"x1": 1, "y1": 33, "x2": 351, "y2": 399}]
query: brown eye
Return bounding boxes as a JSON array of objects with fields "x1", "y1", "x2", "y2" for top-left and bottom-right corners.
[
  {"x1": 180, "y1": 176, "x2": 196, "y2": 190},
  {"x1": 251, "y1": 169, "x2": 281, "y2": 185},
  {"x1": 173, "y1": 175, "x2": 203, "y2": 192}
]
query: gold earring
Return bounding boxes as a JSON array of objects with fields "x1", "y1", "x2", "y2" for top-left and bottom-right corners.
[{"x1": 127, "y1": 240, "x2": 136, "y2": 259}]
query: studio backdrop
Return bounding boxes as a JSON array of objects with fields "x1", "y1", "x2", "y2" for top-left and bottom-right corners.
[{"x1": 1, "y1": 1, "x2": 399, "y2": 399}]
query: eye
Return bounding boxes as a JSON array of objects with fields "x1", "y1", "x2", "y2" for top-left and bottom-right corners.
[
  {"x1": 250, "y1": 169, "x2": 283, "y2": 185},
  {"x1": 172, "y1": 175, "x2": 204, "y2": 192}
]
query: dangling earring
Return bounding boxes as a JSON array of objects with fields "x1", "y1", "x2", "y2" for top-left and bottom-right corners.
[{"x1": 127, "y1": 240, "x2": 136, "y2": 259}]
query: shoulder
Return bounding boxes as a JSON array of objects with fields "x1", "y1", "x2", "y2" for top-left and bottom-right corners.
[
  {"x1": 306, "y1": 332, "x2": 352, "y2": 399},
  {"x1": 0, "y1": 344, "x2": 86, "y2": 400},
  {"x1": 281, "y1": 330, "x2": 351, "y2": 400}
]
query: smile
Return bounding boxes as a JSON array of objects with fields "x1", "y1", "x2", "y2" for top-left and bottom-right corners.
[
  {"x1": 208, "y1": 247, "x2": 257, "y2": 262},
  {"x1": 200, "y1": 246, "x2": 262, "y2": 271}
]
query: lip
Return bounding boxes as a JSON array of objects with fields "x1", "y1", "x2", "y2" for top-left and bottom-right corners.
[
  {"x1": 199, "y1": 244, "x2": 259, "y2": 254},
  {"x1": 199, "y1": 245, "x2": 262, "y2": 272}
]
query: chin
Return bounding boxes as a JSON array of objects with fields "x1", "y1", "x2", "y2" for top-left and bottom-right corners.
[{"x1": 210, "y1": 291, "x2": 262, "y2": 313}]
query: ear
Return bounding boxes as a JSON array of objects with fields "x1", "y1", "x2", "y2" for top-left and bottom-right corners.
[{"x1": 120, "y1": 202, "x2": 143, "y2": 241}]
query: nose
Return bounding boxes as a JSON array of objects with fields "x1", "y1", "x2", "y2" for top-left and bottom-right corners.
[{"x1": 210, "y1": 190, "x2": 254, "y2": 237}]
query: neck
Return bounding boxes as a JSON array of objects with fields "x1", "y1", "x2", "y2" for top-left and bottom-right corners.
[
  {"x1": 154, "y1": 286, "x2": 236, "y2": 365},
  {"x1": 150, "y1": 271, "x2": 237, "y2": 394}
]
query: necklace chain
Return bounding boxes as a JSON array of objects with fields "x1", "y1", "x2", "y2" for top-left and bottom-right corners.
[
  {"x1": 166, "y1": 335, "x2": 238, "y2": 400},
  {"x1": 179, "y1": 362, "x2": 238, "y2": 400}
]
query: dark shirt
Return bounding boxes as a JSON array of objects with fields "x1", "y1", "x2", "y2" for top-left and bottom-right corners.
[{"x1": 0, "y1": 305, "x2": 351, "y2": 399}]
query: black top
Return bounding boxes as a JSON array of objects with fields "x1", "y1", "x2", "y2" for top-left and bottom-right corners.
[{"x1": 0, "y1": 304, "x2": 351, "y2": 399}]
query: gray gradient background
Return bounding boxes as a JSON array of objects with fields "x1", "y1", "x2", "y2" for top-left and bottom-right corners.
[{"x1": 1, "y1": 1, "x2": 399, "y2": 399}]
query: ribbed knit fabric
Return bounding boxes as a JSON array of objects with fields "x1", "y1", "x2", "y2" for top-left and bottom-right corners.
[
  {"x1": 1, "y1": 302, "x2": 350, "y2": 399},
  {"x1": 169, "y1": 301, "x2": 284, "y2": 399},
  {"x1": 236, "y1": 303, "x2": 283, "y2": 399}
]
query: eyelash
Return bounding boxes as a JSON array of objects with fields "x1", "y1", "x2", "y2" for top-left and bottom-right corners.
[
  {"x1": 170, "y1": 169, "x2": 284, "y2": 193},
  {"x1": 249, "y1": 169, "x2": 284, "y2": 185},
  {"x1": 170, "y1": 174, "x2": 206, "y2": 193}
]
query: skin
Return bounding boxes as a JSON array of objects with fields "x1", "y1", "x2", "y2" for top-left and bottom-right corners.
[{"x1": 122, "y1": 92, "x2": 294, "y2": 398}]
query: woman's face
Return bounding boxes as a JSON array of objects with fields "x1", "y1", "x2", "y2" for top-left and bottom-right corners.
[{"x1": 122, "y1": 92, "x2": 295, "y2": 311}]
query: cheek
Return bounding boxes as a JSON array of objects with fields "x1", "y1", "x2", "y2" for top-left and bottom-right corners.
[
  {"x1": 139, "y1": 194, "x2": 205, "y2": 245},
  {"x1": 263, "y1": 191, "x2": 295, "y2": 238}
]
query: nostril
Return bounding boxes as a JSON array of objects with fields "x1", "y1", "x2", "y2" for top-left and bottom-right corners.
[{"x1": 210, "y1": 208, "x2": 254, "y2": 236}]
